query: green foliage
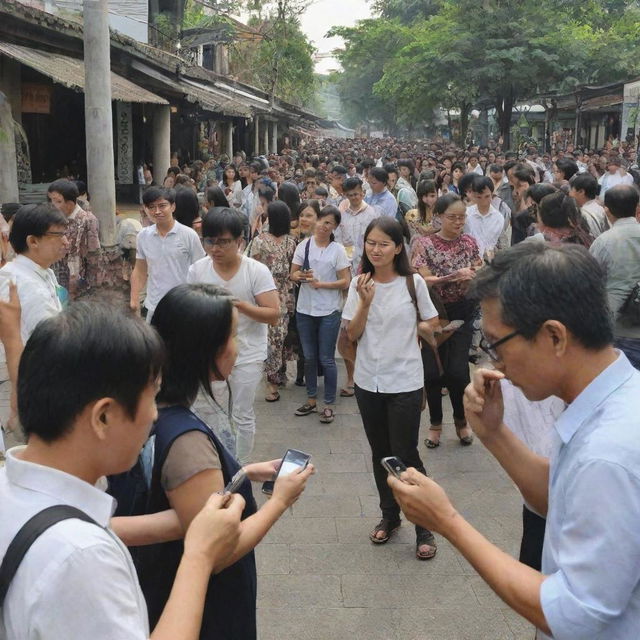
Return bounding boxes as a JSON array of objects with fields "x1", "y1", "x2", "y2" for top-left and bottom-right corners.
[{"x1": 369, "y1": 0, "x2": 442, "y2": 24}]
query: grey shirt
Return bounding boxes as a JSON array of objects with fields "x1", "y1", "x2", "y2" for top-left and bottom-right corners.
[{"x1": 589, "y1": 217, "x2": 640, "y2": 339}]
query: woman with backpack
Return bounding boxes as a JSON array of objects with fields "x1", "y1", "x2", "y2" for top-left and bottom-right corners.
[
  {"x1": 342, "y1": 217, "x2": 441, "y2": 560},
  {"x1": 138, "y1": 283, "x2": 314, "y2": 640}
]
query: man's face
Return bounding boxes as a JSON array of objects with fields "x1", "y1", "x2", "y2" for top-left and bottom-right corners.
[
  {"x1": 203, "y1": 232, "x2": 240, "y2": 264},
  {"x1": 490, "y1": 170, "x2": 503, "y2": 185},
  {"x1": 368, "y1": 175, "x2": 386, "y2": 194},
  {"x1": 144, "y1": 197, "x2": 175, "y2": 225},
  {"x1": 48, "y1": 191, "x2": 75, "y2": 216},
  {"x1": 474, "y1": 187, "x2": 492, "y2": 209},
  {"x1": 387, "y1": 172, "x2": 398, "y2": 191},
  {"x1": 345, "y1": 186, "x2": 364, "y2": 209},
  {"x1": 481, "y1": 298, "x2": 557, "y2": 402},
  {"x1": 305, "y1": 177, "x2": 317, "y2": 192},
  {"x1": 330, "y1": 172, "x2": 344, "y2": 189},
  {"x1": 31, "y1": 223, "x2": 70, "y2": 266},
  {"x1": 514, "y1": 180, "x2": 530, "y2": 200},
  {"x1": 468, "y1": 157, "x2": 478, "y2": 167},
  {"x1": 608, "y1": 163, "x2": 619, "y2": 174}
]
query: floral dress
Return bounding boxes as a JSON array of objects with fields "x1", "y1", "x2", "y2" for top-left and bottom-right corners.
[{"x1": 250, "y1": 232, "x2": 297, "y2": 385}]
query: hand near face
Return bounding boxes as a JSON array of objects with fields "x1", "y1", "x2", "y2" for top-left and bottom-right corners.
[
  {"x1": 356, "y1": 273, "x2": 375, "y2": 306},
  {"x1": 463, "y1": 368, "x2": 505, "y2": 441}
]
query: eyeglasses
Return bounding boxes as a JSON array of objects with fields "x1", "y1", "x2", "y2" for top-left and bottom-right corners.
[
  {"x1": 479, "y1": 330, "x2": 521, "y2": 362},
  {"x1": 203, "y1": 237, "x2": 235, "y2": 248},
  {"x1": 443, "y1": 214, "x2": 467, "y2": 222},
  {"x1": 146, "y1": 202, "x2": 171, "y2": 212}
]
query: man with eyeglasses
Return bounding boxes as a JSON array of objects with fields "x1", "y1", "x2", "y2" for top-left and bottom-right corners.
[
  {"x1": 390, "y1": 242, "x2": 640, "y2": 640},
  {"x1": 130, "y1": 187, "x2": 205, "y2": 321},
  {"x1": 187, "y1": 207, "x2": 279, "y2": 464}
]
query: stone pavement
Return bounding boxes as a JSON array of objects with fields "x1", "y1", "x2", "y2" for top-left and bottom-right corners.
[{"x1": 0, "y1": 359, "x2": 535, "y2": 639}]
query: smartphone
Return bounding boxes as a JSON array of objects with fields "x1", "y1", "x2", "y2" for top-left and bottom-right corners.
[
  {"x1": 222, "y1": 468, "x2": 247, "y2": 494},
  {"x1": 380, "y1": 456, "x2": 408, "y2": 480},
  {"x1": 261, "y1": 448, "x2": 312, "y2": 496}
]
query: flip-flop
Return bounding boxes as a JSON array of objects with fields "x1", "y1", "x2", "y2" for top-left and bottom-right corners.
[
  {"x1": 265, "y1": 391, "x2": 280, "y2": 403},
  {"x1": 340, "y1": 386, "x2": 355, "y2": 397}
]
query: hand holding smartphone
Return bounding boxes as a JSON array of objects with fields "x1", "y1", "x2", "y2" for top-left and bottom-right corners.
[
  {"x1": 381, "y1": 456, "x2": 408, "y2": 480},
  {"x1": 262, "y1": 448, "x2": 312, "y2": 496}
]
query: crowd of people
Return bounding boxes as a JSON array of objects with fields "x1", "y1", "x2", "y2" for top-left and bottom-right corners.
[{"x1": 0, "y1": 133, "x2": 639, "y2": 639}]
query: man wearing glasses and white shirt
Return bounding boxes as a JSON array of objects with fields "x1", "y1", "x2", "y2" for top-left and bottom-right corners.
[{"x1": 130, "y1": 187, "x2": 205, "y2": 321}]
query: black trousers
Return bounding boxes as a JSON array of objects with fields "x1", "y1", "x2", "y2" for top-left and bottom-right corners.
[
  {"x1": 519, "y1": 505, "x2": 546, "y2": 571},
  {"x1": 422, "y1": 299, "x2": 477, "y2": 425},
  {"x1": 355, "y1": 385, "x2": 432, "y2": 537}
]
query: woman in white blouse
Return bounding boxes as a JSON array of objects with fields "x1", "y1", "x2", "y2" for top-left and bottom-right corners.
[
  {"x1": 342, "y1": 217, "x2": 441, "y2": 560},
  {"x1": 222, "y1": 164, "x2": 243, "y2": 209}
]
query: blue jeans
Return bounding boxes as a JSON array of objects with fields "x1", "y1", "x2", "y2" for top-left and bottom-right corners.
[
  {"x1": 296, "y1": 310, "x2": 341, "y2": 405},
  {"x1": 615, "y1": 337, "x2": 640, "y2": 370}
]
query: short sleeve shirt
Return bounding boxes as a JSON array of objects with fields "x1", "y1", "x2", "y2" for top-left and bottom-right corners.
[
  {"x1": 292, "y1": 238, "x2": 350, "y2": 316},
  {"x1": 188, "y1": 255, "x2": 276, "y2": 365},
  {"x1": 342, "y1": 274, "x2": 438, "y2": 393},
  {"x1": 136, "y1": 221, "x2": 206, "y2": 314}
]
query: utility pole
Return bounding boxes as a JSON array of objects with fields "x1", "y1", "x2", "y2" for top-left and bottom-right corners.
[{"x1": 83, "y1": 0, "x2": 116, "y2": 246}]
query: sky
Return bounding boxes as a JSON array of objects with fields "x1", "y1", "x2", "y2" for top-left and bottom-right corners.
[{"x1": 298, "y1": 0, "x2": 372, "y2": 74}]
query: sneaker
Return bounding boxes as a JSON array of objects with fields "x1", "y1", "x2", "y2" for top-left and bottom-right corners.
[{"x1": 294, "y1": 402, "x2": 317, "y2": 416}]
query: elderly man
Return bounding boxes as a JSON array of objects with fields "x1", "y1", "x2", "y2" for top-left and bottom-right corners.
[{"x1": 389, "y1": 242, "x2": 640, "y2": 640}]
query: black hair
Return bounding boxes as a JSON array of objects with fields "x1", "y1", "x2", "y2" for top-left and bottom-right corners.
[
  {"x1": 202, "y1": 207, "x2": 244, "y2": 239},
  {"x1": 9, "y1": 203, "x2": 68, "y2": 254},
  {"x1": 570, "y1": 173, "x2": 599, "y2": 200},
  {"x1": 48, "y1": 179, "x2": 79, "y2": 203},
  {"x1": 343, "y1": 177, "x2": 364, "y2": 192},
  {"x1": 223, "y1": 164, "x2": 240, "y2": 184},
  {"x1": 152, "y1": 284, "x2": 234, "y2": 405},
  {"x1": 555, "y1": 158, "x2": 579, "y2": 181},
  {"x1": 73, "y1": 180, "x2": 89, "y2": 199},
  {"x1": 249, "y1": 161, "x2": 262, "y2": 175},
  {"x1": 383, "y1": 163, "x2": 398, "y2": 177},
  {"x1": 604, "y1": 184, "x2": 639, "y2": 219},
  {"x1": 416, "y1": 180, "x2": 437, "y2": 223},
  {"x1": 297, "y1": 199, "x2": 321, "y2": 219},
  {"x1": 314, "y1": 186, "x2": 329, "y2": 198},
  {"x1": 452, "y1": 161, "x2": 466, "y2": 173},
  {"x1": 369, "y1": 167, "x2": 389, "y2": 184},
  {"x1": 471, "y1": 175, "x2": 494, "y2": 194},
  {"x1": 19, "y1": 302, "x2": 164, "y2": 443},
  {"x1": 206, "y1": 186, "x2": 230, "y2": 208},
  {"x1": 489, "y1": 163, "x2": 504, "y2": 174},
  {"x1": 434, "y1": 192, "x2": 464, "y2": 216},
  {"x1": 258, "y1": 185, "x2": 276, "y2": 203},
  {"x1": 469, "y1": 243, "x2": 613, "y2": 349},
  {"x1": 174, "y1": 186, "x2": 200, "y2": 229},
  {"x1": 167, "y1": 166, "x2": 181, "y2": 177},
  {"x1": 397, "y1": 158, "x2": 415, "y2": 173},
  {"x1": 511, "y1": 164, "x2": 536, "y2": 185},
  {"x1": 143, "y1": 186, "x2": 176, "y2": 205},
  {"x1": 458, "y1": 173, "x2": 476, "y2": 197},
  {"x1": 318, "y1": 205, "x2": 341, "y2": 242},
  {"x1": 267, "y1": 201, "x2": 291, "y2": 237},
  {"x1": 360, "y1": 217, "x2": 413, "y2": 276},
  {"x1": 277, "y1": 182, "x2": 301, "y2": 220},
  {"x1": 539, "y1": 191, "x2": 581, "y2": 229},
  {"x1": 331, "y1": 164, "x2": 347, "y2": 175},
  {"x1": 1, "y1": 203, "x2": 22, "y2": 223}
]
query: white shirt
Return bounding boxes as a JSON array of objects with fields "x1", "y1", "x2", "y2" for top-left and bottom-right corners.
[
  {"x1": 580, "y1": 200, "x2": 609, "y2": 238},
  {"x1": 334, "y1": 202, "x2": 378, "y2": 274},
  {"x1": 464, "y1": 204, "x2": 505, "y2": 258},
  {"x1": 0, "y1": 447, "x2": 149, "y2": 640},
  {"x1": 342, "y1": 274, "x2": 438, "y2": 393},
  {"x1": 292, "y1": 238, "x2": 350, "y2": 316},
  {"x1": 0, "y1": 255, "x2": 63, "y2": 343},
  {"x1": 468, "y1": 164, "x2": 484, "y2": 175},
  {"x1": 187, "y1": 254, "x2": 276, "y2": 365},
  {"x1": 136, "y1": 220, "x2": 205, "y2": 315},
  {"x1": 599, "y1": 170, "x2": 634, "y2": 199}
]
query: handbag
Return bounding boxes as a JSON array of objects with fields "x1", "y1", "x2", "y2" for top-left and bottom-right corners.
[{"x1": 621, "y1": 281, "x2": 640, "y2": 327}]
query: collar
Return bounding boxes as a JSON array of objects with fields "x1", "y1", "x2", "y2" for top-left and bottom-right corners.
[
  {"x1": 553, "y1": 351, "x2": 635, "y2": 445},
  {"x1": 5, "y1": 446, "x2": 115, "y2": 526},
  {"x1": 68, "y1": 203, "x2": 83, "y2": 220},
  {"x1": 468, "y1": 204, "x2": 500, "y2": 218},
  {"x1": 346, "y1": 201, "x2": 369, "y2": 215},
  {"x1": 13, "y1": 253, "x2": 54, "y2": 278},
  {"x1": 152, "y1": 220, "x2": 178, "y2": 236},
  {"x1": 612, "y1": 217, "x2": 638, "y2": 228}
]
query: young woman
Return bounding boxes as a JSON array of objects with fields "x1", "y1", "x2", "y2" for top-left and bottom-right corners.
[
  {"x1": 405, "y1": 180, "x2": 439, "y2": 240},
  {"x1": 342, "y1": 217, "x2": 440, "y2": 559},
  {"x1": 222, "y1": 164, "x2": 243, "y2": 208},
  {"x1": 410, "y1": 193, "x2": 481, "y2": 449},
  {"x1": 139, "y1": 283, "x2": 314, "y2": 640},
  {"x1": 249, "y1": 202, "x2": 297, "y2": 400},
  {"x1": 535, "y1": 190, "x2": 594, "y2": 248},
  {"x1": 290, "y1": 205, "x2": 351, "y2": 423}
]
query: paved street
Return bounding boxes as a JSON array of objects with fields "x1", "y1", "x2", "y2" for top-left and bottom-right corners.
[{"x1": 0, "y1": 359, "x2": 534, "y2": 639}]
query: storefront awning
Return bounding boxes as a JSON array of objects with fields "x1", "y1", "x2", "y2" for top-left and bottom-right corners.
[
  {"x1": 579, "y1": 94, "x2": 623, "y2": 113},
  {"x1": 0, "y1": 42, "x2": 168, "y2": 104}
]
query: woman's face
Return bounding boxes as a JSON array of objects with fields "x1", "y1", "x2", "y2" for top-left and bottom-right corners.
[
  {"x1": 315, "y1": 213, "x2": 338, "y2": 241},
  {"x1": 364, "y1": 226, "x2": 401, "y2": 270},
  {"x1": 213, "y1": 309, "x2": 238, "y2": 381},
  {"x1": 438, "y1": 201, "x2": 467, "y2": 238},
  {"x1": 422, "y1": 191, "x2": 437, "y2": 211},
  {"x1": 299, "y1": 206, "x2": 318, "y2": 234},
  {"x1": 452, "y1": 167, "x2": 463, "y2": 181},
  {"x1": 225, "y1": 167, "x2": 236, "y2": 181}
]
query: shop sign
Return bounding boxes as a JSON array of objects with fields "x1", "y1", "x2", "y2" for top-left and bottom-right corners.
[
  {"x1": 116, "y1": 102, "x2": 133, "y2": 184},
  {"x1": 22, "y1": 83, "x2": 51, "y2": 114}
]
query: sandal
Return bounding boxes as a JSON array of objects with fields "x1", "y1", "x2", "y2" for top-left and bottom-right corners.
[
  {"x1": 416, "y1": 530, "x2": 437, "y2": 560},
  {"x1": 425, "y1": 424, "x2": 442, "y2": 449},
  {"x1": 294, "y1": 402, "x2": 317, "y2": 416},
  {"x1": 319, "y1": 407, "x2": 335, "y2": 423},
  {"x1": 340, "y1": 385, "x2": 355, "y2": 397},
  {"x1": 455, "y1": 418, "x2": 474, "y2": 446},
  {"x1": 265, "y1": 391, "x2": 280, "y2": 402},
  {"x1": 369, "y1": 517, "x2": 401, "y2": 544}
]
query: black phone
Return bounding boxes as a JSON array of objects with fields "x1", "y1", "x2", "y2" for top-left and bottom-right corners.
[
  {"x1": 380, "y1": 456, "x2": 408, "y2": 480},
  {"x1": 261, "y1": 448, "x2": 312, "y2": 496}
]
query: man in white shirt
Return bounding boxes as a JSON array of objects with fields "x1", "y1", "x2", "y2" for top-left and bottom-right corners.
[
  {"x1": 599, "y1": 157, "x2": 634, "y2": 200},
  {"x1": 130, "y1": 187, "x2": 205, "y2": 321},
  {"x1": 0, "y1": 301, "x2": 242, "y2": 640},
  {"x1": 569, "y1": 173, "x2": 609, "y2": 238},
  {"x1": 187, "y1": 208, "x2": 279, "y2": 464},
  {"x1": 465, "y1": 176, "x2": 508, "y2": 259}
]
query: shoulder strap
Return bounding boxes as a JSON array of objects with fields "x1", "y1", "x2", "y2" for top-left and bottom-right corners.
[
  {"x1": 0, "y1": 505, "x2": 99, "y2": 607},
  {"x1": 406, "y1": 274, "x2": 419, "y2": 321},
  {"x1": 302, "y1": 238, "x2": 311, "y2": 271}
]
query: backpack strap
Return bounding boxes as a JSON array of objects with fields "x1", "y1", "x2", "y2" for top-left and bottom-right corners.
[
  {"x1": 0, "y1": 505, "x2": 98, "y2": 607},
  {"x1": 302, "y1": 238, "x2": 311, "y2": 272}
]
